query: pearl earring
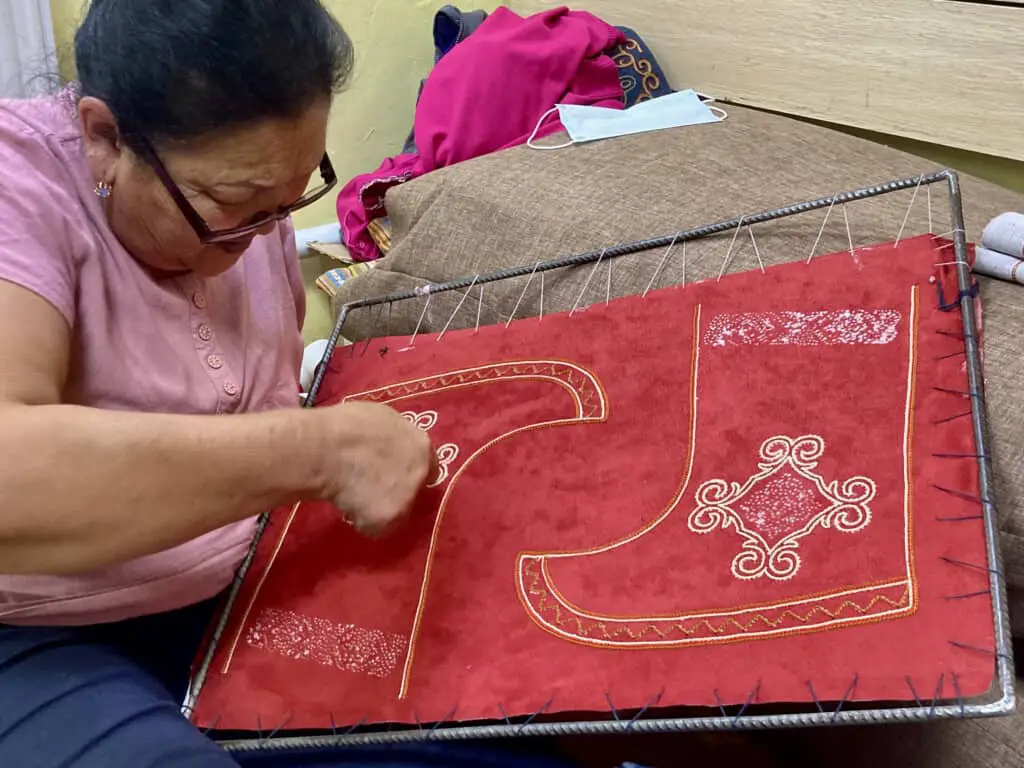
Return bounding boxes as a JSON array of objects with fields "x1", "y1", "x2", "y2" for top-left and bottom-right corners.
[{"x1": 94, "y1": 181, "x2": 113, "y2": 199}]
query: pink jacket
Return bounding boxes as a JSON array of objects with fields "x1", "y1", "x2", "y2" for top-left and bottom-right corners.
[{"x1": 336, "y1": 6, "x2": 625, "y2": 262}]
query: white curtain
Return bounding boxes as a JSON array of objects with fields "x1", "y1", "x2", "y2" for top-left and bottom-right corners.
[{"x1": 0, "y1": 0, "x2": 58, "y2": 98}]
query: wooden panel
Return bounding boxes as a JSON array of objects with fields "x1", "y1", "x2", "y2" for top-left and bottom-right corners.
[{"x1": 511, "y1": 0, "x2": 1024, "y2": 161}]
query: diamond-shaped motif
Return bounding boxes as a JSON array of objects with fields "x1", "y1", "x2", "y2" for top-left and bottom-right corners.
[
  {"x1": 733, "y1": 468, "x2": 826, "y2": 545},
  {"x1": 688, "y1": 435, "x2": 875, "y2": 581}
]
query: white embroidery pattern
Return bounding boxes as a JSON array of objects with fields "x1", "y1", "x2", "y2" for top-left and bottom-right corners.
[
  {"x1": 703, "y1": 309, "x2": 901, "y2": 347},
  {"x1": 431, "y1": 443, "x2": 459, "y2": 487},
  {"x1": 401, "y1": 409, "x2": 459, "y2": 488},
  {"x1": 245, "y1": 608, "x2": 407, "y2": 679},
  {"x1": 688, "y1": 435, "x2": 875, "y2": 581},
  {"x1": 401, "y1": 410, "x2": 438, "y2": 431}
]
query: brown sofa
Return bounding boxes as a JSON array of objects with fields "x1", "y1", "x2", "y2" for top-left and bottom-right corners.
[{"x1": 329, "y1": 104, "x2": 1024, "y2": 766}]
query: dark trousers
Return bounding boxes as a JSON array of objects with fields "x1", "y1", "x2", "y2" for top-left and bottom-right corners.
[
  {"x1": 0, "y1": 598, "x2": 577, "y2": 768},
  {"x1": 0, "y1": 598, "x2": 236, "y2": 767}
]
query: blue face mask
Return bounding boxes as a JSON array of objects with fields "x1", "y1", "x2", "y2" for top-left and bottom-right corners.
[{"x1": 526, "y1": 89, "x2": 726, "y2": 150}]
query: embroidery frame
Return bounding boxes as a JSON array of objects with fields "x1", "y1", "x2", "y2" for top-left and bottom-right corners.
[{"x1": 184, "y1": 170, "x2": 1014, "y2": 752}]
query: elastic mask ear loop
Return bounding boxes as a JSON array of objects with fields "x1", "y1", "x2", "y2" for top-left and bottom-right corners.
[
  {"x1": 526, "y1": 107, "x2": 575, "y2": 150},
  {"x1": 696, "y1": 91, "x2": 728, "y2": 121}
]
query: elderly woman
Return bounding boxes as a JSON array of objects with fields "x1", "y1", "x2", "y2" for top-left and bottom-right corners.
[{"x1": 0, "y1": 1, "x2": 579, "y2": 766}]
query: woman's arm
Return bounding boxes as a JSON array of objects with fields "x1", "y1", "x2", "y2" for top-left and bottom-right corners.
[{"x1": 0, "y1": 281, "x2": 431, "y2": 575}]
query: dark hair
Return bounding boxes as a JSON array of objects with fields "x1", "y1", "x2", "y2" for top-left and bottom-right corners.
[{"x1": 74, "y1": 0, "x2": 353, "y2": 150}]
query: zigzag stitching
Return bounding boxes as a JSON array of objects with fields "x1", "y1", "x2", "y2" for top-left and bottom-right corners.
[
  {"x1": 524, "y1": 560, "x2": 908, "y2": 641},
  {"x1": 354, "y1": 364, "x2": 602, "y2": 416}
]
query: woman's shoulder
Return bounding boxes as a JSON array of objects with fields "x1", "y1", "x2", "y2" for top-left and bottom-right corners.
[
  {"x1": 0, "y1": 94, "x2": 93, "y2": 327},
  {"x1": 0, "y1": 92, "x2": 90, "y2": 217},
  {"x1": 0, "y1": 92, "x2": 80, "y2": 156}
]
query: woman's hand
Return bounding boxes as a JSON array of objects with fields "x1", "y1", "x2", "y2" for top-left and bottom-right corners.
[
  {"x1": 0, "y1": 282, "x2": 437, "y2": 572},
  {"x1": 321, "y1": 401, "x2": 436, "y2": 537}
]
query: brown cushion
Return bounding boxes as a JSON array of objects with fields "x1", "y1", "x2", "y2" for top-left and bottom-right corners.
[{"x1": 330, "y1": 104, "x2": 1024, "y2": 636}]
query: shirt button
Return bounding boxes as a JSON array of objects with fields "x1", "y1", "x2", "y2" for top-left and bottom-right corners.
[
  {"x1": 223, "y1": 381, "x2": 239, "y2": 397},
  {"x1": 197, "y1": 323, "x2": 213, "y2": 342},
  {"x1": 192, "y1": 292, "x2": 207, "y2": 309},
  {"x1": 206, "y1": 354, "x2": 223, "y2": 369}
]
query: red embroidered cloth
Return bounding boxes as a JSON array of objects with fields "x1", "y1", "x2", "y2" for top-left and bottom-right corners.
[{"x1": 191, "y1": 235, "x2": 994, "y2": 732}]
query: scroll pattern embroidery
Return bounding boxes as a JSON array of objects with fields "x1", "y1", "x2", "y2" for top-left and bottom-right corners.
[
  {"x1": 611, "y1": 37, "x2": 662, "y2": 104},
  {"x1": 400, "y1": 409, "x2": 459, "y2": 487},
  {"x1": 688, "y1": 435, "x2": 876, "y2": 581}
]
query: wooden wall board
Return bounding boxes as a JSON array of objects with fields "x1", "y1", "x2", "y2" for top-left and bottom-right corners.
[{"x1": 511, "y1": 0, "x2": 1024, "y2": 162}]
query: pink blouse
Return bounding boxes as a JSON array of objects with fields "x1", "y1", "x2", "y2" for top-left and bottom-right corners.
[{"x1": 0, "y1": 95, "x2": 306, "y2": 625}]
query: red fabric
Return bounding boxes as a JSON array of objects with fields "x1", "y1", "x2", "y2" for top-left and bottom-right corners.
[
  {"x1": 192, "y1": 235, "x2": 994, "y2": 733},
  {"x1": 335, "y1": 6, "x2": 625, "y2": 262}
]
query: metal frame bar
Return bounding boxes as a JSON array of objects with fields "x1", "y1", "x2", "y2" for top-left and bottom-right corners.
[{"x1": 185, "y1": 171, "x2": 1015, "y2": 752}]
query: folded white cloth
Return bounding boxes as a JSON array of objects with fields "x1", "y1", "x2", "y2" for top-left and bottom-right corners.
[
  {"x1": 981, "y1": 212, "x2": 1024, "y2": 260},
  {"x1": 974, "y1": 246, "x2": 1024, "y2": 285}
]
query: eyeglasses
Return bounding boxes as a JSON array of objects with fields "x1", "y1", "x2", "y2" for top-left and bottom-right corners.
[{"x1": 135, "y1": 138, "x2": 338, "y2": 244}]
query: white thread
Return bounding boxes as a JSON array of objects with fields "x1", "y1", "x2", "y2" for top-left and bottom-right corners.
[
  {"x1": 681, "y1": 240, "x2": 687, "y2": 287},
  {"x1": 570, "y1": 248, "x2": 607, "y2": 315},
  {"x1": 437, "y1": 276, "x2": 478, "y2": 341},
  {"x1": 931, "y1": 229, "x2": 966, "y2": 259},
  {"x1": 506, "y1": 263, "x2": 541, "y2": 328},
  {"x1": 539, "y1": 272, "x2": 545, "y2": 321},
  {"x1": 475, "y1": 283, "x2": 484, "y2": 333},
  {"x1": 717, "y1": 217, "x2": 744, "y2": 281},
  {"x1": 747, "y1": 225, "x2": 766, "y2": 273},
  {"x1": 605, "y1": 258, "x2": 613, "y2": 305},
  {"x1": 401, "y1": 293, "x2": 431, "y2": 350},
  {"x1": 806, "y1": 195, "x2": 837, "y2": 264},
  {"x1": 842, "y1": 203, "x2": 855, "y2": 257},
  {"x1": 895, "y1": 174, "x2": 924, "y2": 246},
  {"x1": 643, "y1": 234, "x2": 679, "y2": 297},
  {"x1": 927, "y1": 185, "x2": 933, "y2": 233}
]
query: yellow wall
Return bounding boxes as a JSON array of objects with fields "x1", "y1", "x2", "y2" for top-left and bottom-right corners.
[
  {"x1": 48, "y1": 0, "x2": 79, "y2": 83},
  {"x1": 297, "y1": 0, "x2": 501, "y2": 230}
]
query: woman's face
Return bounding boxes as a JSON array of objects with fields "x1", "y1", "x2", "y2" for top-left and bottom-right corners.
[{"x1": 78, "y1": 98, "x2": 331, "y2": 277}]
